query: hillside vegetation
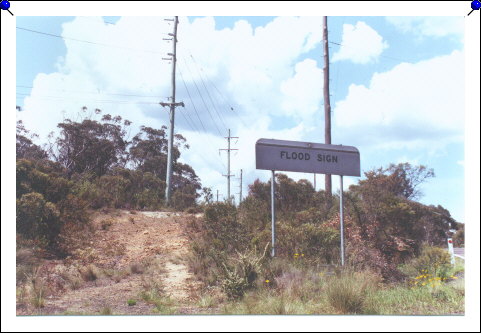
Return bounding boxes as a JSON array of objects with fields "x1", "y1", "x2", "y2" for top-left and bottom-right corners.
[{"x1": 16, "y1": 112, "x2": 464, "y2": 315}]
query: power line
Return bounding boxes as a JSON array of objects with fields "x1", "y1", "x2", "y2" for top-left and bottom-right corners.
[
  {"x1": 178, "y1": 69, "x2": 208, "y2": 133},
  {"x1": 328, "y1": 40, "x2": 415, "y2": 63},
  {"x1": 16, "y1": 92, "x2": 158, "y2": 105},
  {"x1": 187, "y1": 55, "x2": 228, "y2": 132},
  {"x1": 178, "y1": 70, "x2": 227, "y2": 170},
  {"x1": 178, "y1": 108, "x2": 200, "y2": 133},
  {"x1": 189, "y1": 53, "x2": 248, "y2": 127},
  {"x1": 176, "y1": 111, "x2": 227, "y2": 174},
  {"x1": 180, "y1": 59, "x2": 223, "y2": 136},
  {"x1": 16, "y1": 26, "x2": 163, "y2": 55},
  {"x1": 16, "y1": 85, "x2": 167, "y2": 99}
]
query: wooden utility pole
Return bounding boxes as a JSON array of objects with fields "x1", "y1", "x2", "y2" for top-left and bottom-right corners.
[
  {"x1": 238, "y1": 169, "x2": 243, "y2": 205},
  {"x1": 323, "y1": 16, "x2": 332, "y2": 196},
  {"x1": 220, "y1": 129, "x2": 238, "y2": 203},
  {"x1": 162, "y1": 16, "x2": 184, "y2": 205}
]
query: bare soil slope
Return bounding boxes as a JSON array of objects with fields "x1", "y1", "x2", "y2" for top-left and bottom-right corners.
[{"x1": 17, "y1": 210, "x2": 203, "y2": 315}]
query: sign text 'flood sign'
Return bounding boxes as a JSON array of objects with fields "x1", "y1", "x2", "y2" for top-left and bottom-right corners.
[{"x1": 256, "y1": 139, "x2": 360, "y2": 177}]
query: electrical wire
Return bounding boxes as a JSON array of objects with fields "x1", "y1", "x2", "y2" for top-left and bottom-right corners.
[
  {"x1": 188, "y1": 53, "x2": 248, "y2": 128},
  {"x1": 16, "y1": 92, "x2": 158, "y2": 105},
  {"x1": 178, "y1": 70, "x2": 208, "y2": 134},
  {"x1": 180, "y1": 59, "x2": 223, "y2": 136},
  {"x1": 178, "y1": 70, "x2": 227, "y2": 170},
  {"x1": 16, "y1": 26, "x2": 163, "y2": 55},
  {"x1": 187, "y1": 55, "x2": 228, "y2": 132},
  {"x1": 16, "y1": 85, "x2": 166, "y2": 99},
  {"x1": 328, "y1": 40, "x2": 414, "y2": 63}
]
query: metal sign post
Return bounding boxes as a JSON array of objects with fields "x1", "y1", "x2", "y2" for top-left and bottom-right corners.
[
  {"x1": 340, "y1": 175, "x2": 345, "y2": 266},
  {"x1": 256, "y1": 139, "x2": 360, "y2": 264},
  {"x1": 271, "y1": 170, "x2": 276, "y2": 257},
  {"x1": 447, "y1": 238, "x2": 455, "y2": 265}
]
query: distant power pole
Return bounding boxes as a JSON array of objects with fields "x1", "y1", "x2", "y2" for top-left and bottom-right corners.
[
  {"x1": 161, "y1": 16, "x2": 184, "y2": 205},
  {"x1": 220, "y1": 129, "x2": 238, "y2": 204},
  {"x1": 323, "y1": 16, "x2": 332, "y2": 196},
  {"x1": 216, "y1": 189, "x2": 219, "y2": 202},
  {"x1": 238, "y1": 169, "x2": 243, "y2": 205}
]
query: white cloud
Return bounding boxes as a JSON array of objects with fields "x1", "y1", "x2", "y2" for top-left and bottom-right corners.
[
  {"x1": 396, "y1": 156, "x2": 420, "y2": 166},
  {"x1": 18, "y1": 16, "x2": 326, "y2": 139},
  {"x1": 333, "y1": 49, "x2": 464, "y2": 149},
  {"x1": 332, "y1": 21, "x2": 388, "y2": 64},
  {"x1": 16, "y1": 16, "x2": 465, "y2": 201},
  {"x1": 18, "y1": 16, "x2": 327, "y2": 198},
  {"x1": 280, "y1": 59, "x2": 323, "y2": 119},
  {"x1": 385, "y1": 16, "x2": 464, "y2": 39}
]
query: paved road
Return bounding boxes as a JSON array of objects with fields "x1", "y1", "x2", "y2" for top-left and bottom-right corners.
[{"x1": 454, "y1": 247, "x2": 464, "y2": 259}]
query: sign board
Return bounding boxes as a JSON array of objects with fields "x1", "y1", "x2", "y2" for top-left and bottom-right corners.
[{"x1": 256, "y1": 139, "x2": 360, "y2": 177}]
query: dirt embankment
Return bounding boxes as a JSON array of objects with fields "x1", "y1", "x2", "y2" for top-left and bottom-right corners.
[{"x1": 17, "y1": 210, "x2": 204, "y2": 315}]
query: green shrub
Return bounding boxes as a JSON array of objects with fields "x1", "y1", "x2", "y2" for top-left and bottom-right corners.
[
  {"x1": 127, "y1": 299, "x2": 137, "y2": 306},
  {"x1": 220, "y1": 245, "x2": 269, "y2": 300},
  {"x1": 453, "y1": 224, "x2": 464, "y2": 248},
  {"x1": 203, "y1": 202, "x2": 247, "y2": 251},
  {"x1": 72, "y1": 178, "x2": 111, "y2": 209},
  {"x1": 57, "y1": 194, "x2": 90, "y2": 225},
  {"x1": 16, "y1": 192, "x2": 61, "y2": 248},
  {"x1": 187, "y1": 239, "x2": 226, "y2": 286},
  {"x1": 238, "y1": 197, "x2": 270, "y2": 234},
  {"x1": 97, "y1": 175, "x2": 131, "y2": 208},
  {"x1": 134, "y1": 189, "x2": 164, "y2": 210},
  {"x1": 401, "y1": 246, "x2": 451, "y2": 279},
  {"x1": 16, "y1": 159, "x2": 71, "y2": 203},
  {"x1": 221, "y1": 266, "x2": 250, "y2": 300},
  {"x1": 172, "y1": 188, "x2": 197, "y2": 211}
]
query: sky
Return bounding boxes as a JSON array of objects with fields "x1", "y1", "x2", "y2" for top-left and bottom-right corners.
[
  {"x1": 3, "y1": 2, "x2": 480, "y2": 332},
  {"x1": 15, "y1": 15, "x2": 466, "y2": 221}
]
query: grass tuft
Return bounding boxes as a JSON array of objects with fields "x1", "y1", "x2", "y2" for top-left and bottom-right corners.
[{"x1": 80, "y1": 265, "x2": 98, "y2": 282}]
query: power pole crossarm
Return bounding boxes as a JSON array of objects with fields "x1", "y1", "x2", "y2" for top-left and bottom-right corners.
[{"x1": 160, "y1": 102, "x2": 185, "y2": 108}]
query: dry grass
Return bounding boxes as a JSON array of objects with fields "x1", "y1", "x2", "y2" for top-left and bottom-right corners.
[
  {"x1": 196, "y1": 295, "x2": 218, "y2": 309},
  {"x1": 100, "y1": 218, "x2": 114, "y2": 230},
  {"x1": 26, "y1": 268, "x2": 46, "y2": 308},
  {"x1": 79, "y1": 265, "x2": 98, "y2": 282},
  {"x1": 57, "y1": 266, "x2": 84, "y2": 290},
  {"x1": 325, "y1": 270, "x2": 379, "y2": 314},
  {"x1": 99, "y1": 307, "x2": 113, "y2": 315},
  {"x1": 16, "y1": 248, "x2": 37, "y2": 285},
  {"x1": 129, "y1": 262, "x2": 145, "y2": 275}
]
